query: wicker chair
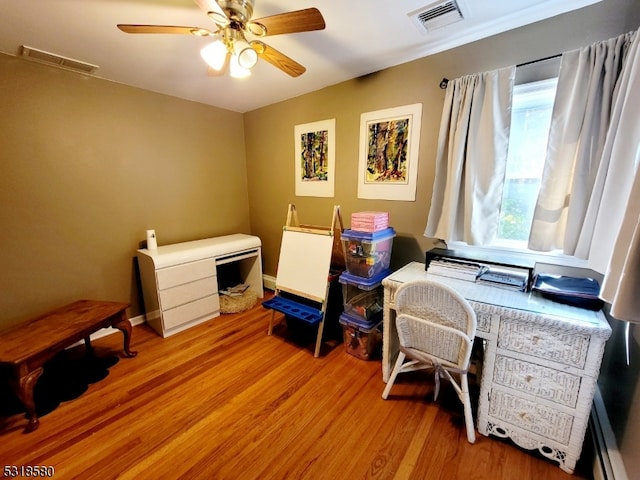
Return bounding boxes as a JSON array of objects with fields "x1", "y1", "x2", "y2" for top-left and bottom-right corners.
[{"x1": 382, "y1": 279, "x2": 477, "y2": 443}]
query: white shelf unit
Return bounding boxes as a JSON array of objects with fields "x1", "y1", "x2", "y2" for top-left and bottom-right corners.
[{"x1": 137, "y1": 234, "x2": 263, "y2": 338}]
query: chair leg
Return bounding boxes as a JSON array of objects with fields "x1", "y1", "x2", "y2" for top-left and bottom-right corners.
[
  {"x1": 382, "y1": 352, "x2": 406, "y2": 399},
  {"x1": 460, "y1": 373, "x2": 476, "y2": 443}
]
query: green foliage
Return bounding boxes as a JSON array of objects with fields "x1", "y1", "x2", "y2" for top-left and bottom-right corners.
[{"x1": 498, "y1": 180, "x2": 539, "y2": 241}]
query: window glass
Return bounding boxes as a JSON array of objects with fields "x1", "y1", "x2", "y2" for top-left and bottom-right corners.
[{"x1": 495, "y1": 78, "x2": 557, "y2": 248}]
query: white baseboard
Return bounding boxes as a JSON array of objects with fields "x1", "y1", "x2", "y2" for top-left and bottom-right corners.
[
  {"x1": 67, "y1": 314, "x2": 146, "y2": 349},
  {"x1": 591, "y1": 387, "x2": 628, "y2": 480},
  {"x1": 263, "y1": 274, "x2": 276, "y2": 291}
]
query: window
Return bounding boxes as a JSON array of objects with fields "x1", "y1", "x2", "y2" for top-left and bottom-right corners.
[
  {"x1": 495, "y1": 78, "x2": 557, "y2": 249},
  {"x1": 450, "y1": 76, "x2": 585, "y2": 266}
]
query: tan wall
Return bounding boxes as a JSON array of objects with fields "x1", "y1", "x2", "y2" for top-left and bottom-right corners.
[
  {"x1": 244, "y1": 62, "x2": 444, "y2": 278},
  {"x1": 244, "y1": 0, "x2": 640, "y2": 280},
  {"x1": 0, "y1": 54, "x2": 249, "y2": 327}
]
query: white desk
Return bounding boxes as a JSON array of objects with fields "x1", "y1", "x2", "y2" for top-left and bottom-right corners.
[
  {"x1": 382, "y1": 262, "x2": 611, "y2": 474},
  {"x1": 137, "y1": 234, "x2": 262, "y2": 338}
]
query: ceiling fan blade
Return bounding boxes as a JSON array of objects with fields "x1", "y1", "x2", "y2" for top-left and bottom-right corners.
[
  {"x1": 193, "y1": 0, "x2": 230, "y2": 26},
  {"x1": 252, "y1": 42, "x2": 305, "y2": 77},
  {"x1": 249, "y1": 8, "x2": 325, "y2": 37},
  {"x1": 117, "y1": 24, "x2": 216, "y2": 36}
]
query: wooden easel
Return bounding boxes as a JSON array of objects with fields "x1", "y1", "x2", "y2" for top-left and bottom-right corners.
[
  {"x1": 284, "y1": 204, "x2": 345, "y2": 271},
  {"x1": 262, "y1": 204, "x2": 344, "y2": 357}
]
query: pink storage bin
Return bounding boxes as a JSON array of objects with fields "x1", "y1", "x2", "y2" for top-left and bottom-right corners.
[{"x1": 350, "y1": 211, "x2": 389, "y2": 233}]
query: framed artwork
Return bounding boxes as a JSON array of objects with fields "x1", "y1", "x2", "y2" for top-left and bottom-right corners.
[
  {"x1": 357, "y1": 103, "x2": 422, "y2": 201},
  {"x1": 294, "y1": 119, "x2": 336, "y2": 197}
]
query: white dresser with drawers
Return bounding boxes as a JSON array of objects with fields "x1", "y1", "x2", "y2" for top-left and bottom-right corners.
[
  {"x1": 137, "y1": 234, "x2": 262, "y2": 338},
  {"x1": 382, "y1": 261, "x2": 611, "y2": 474}
]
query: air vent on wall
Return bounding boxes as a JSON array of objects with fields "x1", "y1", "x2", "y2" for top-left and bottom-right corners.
[
  {"x1": 409, "y1": 0, "x2": 464, "y2": 33},
  {"x1": 20, "y1": 46, "x2": 99, "y2": 75}
]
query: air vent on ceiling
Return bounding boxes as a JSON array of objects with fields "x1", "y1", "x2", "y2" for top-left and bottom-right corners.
[
  {"x1": 409, "y1": 0, "x2": 464, "y2": 33},
  {"x1": 20, "y1": 46, "x2": 99, "y2": 75}
]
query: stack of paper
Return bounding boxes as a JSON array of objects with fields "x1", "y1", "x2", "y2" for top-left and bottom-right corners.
[
  {"x1": 428, "y1": 257, "x2": 489, "y2": 282},
  {"x1": 219, "y1": 284, "x2": 250, "y2": 297}
]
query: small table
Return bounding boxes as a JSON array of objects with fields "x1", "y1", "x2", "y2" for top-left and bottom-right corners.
[{"x1": 0, "y1": 299, "x2": 137, "y2": 432}]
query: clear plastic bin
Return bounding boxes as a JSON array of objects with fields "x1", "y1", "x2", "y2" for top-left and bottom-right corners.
[
  {"x1": 339, "y1": 312, "x2": 383, "y2": 360},
  {"x1": 338, "y1": 270, "x2": 389, "y2": 323},
  {"x1": 340, "y1": 227, "x2": 395, "y2": 278}
]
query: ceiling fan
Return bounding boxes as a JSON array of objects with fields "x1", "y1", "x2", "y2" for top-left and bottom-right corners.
[{"x1": 117, "y1": 0, "x2": 325, "y2": 78}]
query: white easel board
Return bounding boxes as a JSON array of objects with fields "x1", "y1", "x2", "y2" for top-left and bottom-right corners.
[{"x1": 275, "y1": 229, "x2": 334, "y2": 302}]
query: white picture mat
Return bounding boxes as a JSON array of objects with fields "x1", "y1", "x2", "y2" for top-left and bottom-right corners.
[
  {"x1": 357, "y1": 103, "x2": 422, "y2": 201},
  {"x1": 294, "y1": 119, "x2": 336, "y2": 198},
  {"x1": 275, "y1": 229, "x2": 333, "y2": 302}
]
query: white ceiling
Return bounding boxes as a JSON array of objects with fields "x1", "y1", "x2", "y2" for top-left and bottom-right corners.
[{"x1": 0, "y1": 0, "x2": 602, "y2": 113}]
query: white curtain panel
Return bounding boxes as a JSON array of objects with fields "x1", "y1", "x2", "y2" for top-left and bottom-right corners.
[
  {"x1": 590, "y1": 30, "x2": 640, "y2": 323},
  {"x1": 528, "y1": 31, "x2": 637, "y2": 253},
  {"x1": 425, "y1": 67, "x2": 515, "y2": 245}
]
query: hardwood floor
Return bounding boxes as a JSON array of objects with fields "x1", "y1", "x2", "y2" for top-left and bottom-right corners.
[{"x1": 1, "y1": 295, "x2": 593, "y2": 479}]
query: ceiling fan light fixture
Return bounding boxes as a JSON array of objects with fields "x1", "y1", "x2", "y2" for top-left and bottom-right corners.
[
  {"x1": 230, "y1": 55, "x2": 251, "y2": 78},
  {"x1": 200, "y1": 40, "x2": 227, "y2": 71},
  {"x1": 207, "y1": 11, "x2": 230, "y2": 26},
  {"x1": 117, "y1": 2, "x2": 325, "y2": 79},
  {"x1": 190, "y1": 28, "x2": 213, "y2": 37},
  {"x1": 247, "y1": 22, "x2": 267, "y2": 37},
  {"x1": 234, "y1": 39, "x2": 258, "y2": 69}
]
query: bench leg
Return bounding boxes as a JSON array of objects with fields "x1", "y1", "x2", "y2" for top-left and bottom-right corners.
[
  {"x1": 111, "y1": 311, "x2": 137, "y2": 358},
  {"x1": 12, "y1": 367, "x2": 44, "y2": 433},
  {"x1": 84, "y1": 336, "x2": 95, "y2": 356}
]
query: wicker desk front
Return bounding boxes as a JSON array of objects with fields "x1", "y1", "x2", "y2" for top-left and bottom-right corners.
[{"x1": 382, "y1": 262, "x2": 611, "y2": 474}]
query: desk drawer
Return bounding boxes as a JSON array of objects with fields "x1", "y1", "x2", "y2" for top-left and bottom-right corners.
[
  {"x1": 468, "y1": 302, "x2": 498, "y2": 336},
  {"x1": 156, "y1": 258, "x2": 217, "y2": 290},
  {"x1": 488, "y1": 388, "x2": 574, "y2": 445},
  {"x1": 493, "y1": 355, "x2": 581, "y2": 408},
  {"x1": 159, "y1": 276, "x2": 218, "y2": 311},
  {"x1": 162, "y1": 294, "x2": 220, "y2": 330},
  {"x1": 498, "y1": 317, "x2": 590, "y2": 368}
]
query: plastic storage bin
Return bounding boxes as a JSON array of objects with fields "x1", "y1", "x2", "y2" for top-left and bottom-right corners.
[
  {"x1": 338, "y1": 270, "x2": 389, "y2": 323},
  {"x1": 340, "y1": 227, "x2": 395, "y2": 278},
  {"x1": 339, "y1": 313, "x2": 383, "y2": 360},
  {"x1": 351, "y1": 211, "x2": 389, "y2": 232}
]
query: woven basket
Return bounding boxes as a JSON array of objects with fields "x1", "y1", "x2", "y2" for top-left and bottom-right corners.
[{"x1": 219, "y1": 290, "x2": 258, "y2": 314}]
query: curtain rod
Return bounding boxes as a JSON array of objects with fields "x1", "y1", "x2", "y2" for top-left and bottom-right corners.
[
  {"x1": 439, "y1": 53, "x2": 562, "y2": 89},
  {"x1": 517, "y1": 53, "x2": 561, "y2": 68}
]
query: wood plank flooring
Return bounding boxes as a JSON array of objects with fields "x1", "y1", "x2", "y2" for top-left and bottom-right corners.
[{"x1": 0, "y1": 295, "x2": 593, "y2": 479}]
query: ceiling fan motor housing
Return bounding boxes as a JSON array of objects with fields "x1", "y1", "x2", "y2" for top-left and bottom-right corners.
[{"x1": 216, "y1": 0, "x2": 255, "y2": 25}]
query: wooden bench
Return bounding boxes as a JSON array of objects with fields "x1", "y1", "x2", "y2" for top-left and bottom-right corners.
[{"x1": 0, "y1": 299, "x2": 137, "y2": 432}]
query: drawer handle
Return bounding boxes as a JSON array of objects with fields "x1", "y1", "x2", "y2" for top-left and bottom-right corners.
[
  {"x1": 525, "y1": 375, "x2": 533, "y2": 383},
  {"x1": 532, "y1": 335, "x2": 540, "y2": 345}
]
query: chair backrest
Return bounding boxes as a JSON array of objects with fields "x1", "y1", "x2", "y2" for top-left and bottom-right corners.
[{"x1": 394, "y1": 280, "x2": 477, "y2": 369}]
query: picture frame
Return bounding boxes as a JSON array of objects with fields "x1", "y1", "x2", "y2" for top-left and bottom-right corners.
[
  {"x1": 357, "y1": 103, "x2": 422, "y2": 201},
  {"x1": 294, "y1": 119, "x2": 336, "y2": 197}
]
